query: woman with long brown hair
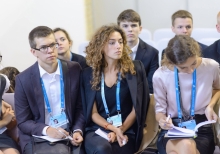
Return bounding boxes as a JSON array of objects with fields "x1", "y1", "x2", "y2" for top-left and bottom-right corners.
[
  {"x1": 153, "y1": 35, "x2": 220, "y2": 154},
  {"x1": 81, "y1": 24, "x2": 150, "y2": 154}
]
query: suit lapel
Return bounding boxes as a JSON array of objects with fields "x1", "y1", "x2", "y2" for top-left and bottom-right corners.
[
  {"x1": 126, "y1": 73, "x2": 137, "y2": 110},
  {"x1": 135, "y1": 39, "x2": 146, "y2": 61},
  {"x1": 31, "y1": 62, "x2": 45, "y2": 121}
]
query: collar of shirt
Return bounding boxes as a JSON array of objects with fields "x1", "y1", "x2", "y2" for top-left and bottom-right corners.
[
  {"x1": 131, "y1": 39, "x2": 139, "y2": 60},
  {"x1": 38, "y1": 62, "x2": 60, "y2": 78}
]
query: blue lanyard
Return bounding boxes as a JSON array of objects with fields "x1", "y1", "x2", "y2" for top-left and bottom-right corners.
[
  {"x1": 101, "y1": 72, "x2": 121, "y2": 116},
  {"x1": 40, "y1": 59, "x2": 65, "y2": 114},
  {"x1": 174, "y1": 67, "x2": 196, "y2": 119}
]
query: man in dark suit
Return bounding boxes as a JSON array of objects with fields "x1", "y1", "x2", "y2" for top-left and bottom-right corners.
[
  {"x1": 161, "y1": 10, "x2": 207, "y2": 61},
  {"x1": 15, "y1": 26, "x2": 85, "y2": 154},
  {"x1": 117, "y1": 9, "x2": 159, "y2": 94},
  {"x1": 203, "y1": 12, "x2": 220, "y2": 64},
  {"x1": 53, "y1": 27, "x2": 88, "y2": 69}
]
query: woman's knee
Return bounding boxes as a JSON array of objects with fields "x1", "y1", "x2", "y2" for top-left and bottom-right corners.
[
  {"x1": 167, "y1": 139, "x2": 197, "y2": 154},
  {"x1": 95, "y1": 143, "x2": 112, "y2": 154}
]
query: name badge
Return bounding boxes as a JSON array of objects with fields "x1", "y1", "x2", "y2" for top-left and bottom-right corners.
[
  {"x1": 107, "y1": 114, "x2": 122, "y2": 127},
  {"x1": 178, "y1": 119, "x2": 196, "y2": 130},
  {"x1": 49, "y1": 112, "x2": 69, "y2": 129}
]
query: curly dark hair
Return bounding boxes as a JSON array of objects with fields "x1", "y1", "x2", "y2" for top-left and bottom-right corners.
[{"x1": 85, "y1": 24, "x2": 136, "y2": 90}]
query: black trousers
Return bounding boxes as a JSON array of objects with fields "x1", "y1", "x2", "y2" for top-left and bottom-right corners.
[
  {"x1": 157, "y1": 114, "x2": 215, "y2": 154},
  {"x1": 84, "y1": 131, "x2": 135, "y2": 154},
  {"x1": 23, "y1": 142, "x2": 85, "y2": 154}
]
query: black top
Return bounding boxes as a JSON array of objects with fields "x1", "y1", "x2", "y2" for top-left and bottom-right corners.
[
  {"x1": 87, "y1": 78, "x2": 134, "y2": 134},
  {"x1": 71, "y1": 52, "x2": 88, "y2": 69}
]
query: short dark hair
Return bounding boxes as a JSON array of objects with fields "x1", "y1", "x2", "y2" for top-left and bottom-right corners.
[
  {"x1": 172, "y1": 10, "x2": 193, "y2": 26},
  {"x1": 117, "y1": 9, "x2": 141, "y2": 26},
  {"x1": 53, "y1": 27, "x2": 72, "y2": 43},
  {"x1": 162, "y1": 35, "x2": 201, "y2": 66},
  {"x1": 29, "y1": 26, "x2": 53, "y2": 48}
]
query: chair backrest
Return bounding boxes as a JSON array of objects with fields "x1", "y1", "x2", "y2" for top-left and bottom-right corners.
[
  {"x1": 198, "y1": 38, "x2": 219, "y2": 46},
  {"x1": 156, "y1": 38, "x2": 171, "y2": 65},
  {"x1": 191, "y1": 28, "x2": 219, "y2": 41},
  {"x1": 136, "y1": 94, "x2": 159, "y2": 153},
  {"x1": 78, "y1": 41, "x2": 89, "y2": 57},
  {"x1": 143, "y1": 40, "x2": 157, "y2": 49},
  {"x1": 153, "y1": 28, "x2": 175, "y2": 42},
  {"x1": 139, "y1": 29, "x2": 152, "y2": 40}
]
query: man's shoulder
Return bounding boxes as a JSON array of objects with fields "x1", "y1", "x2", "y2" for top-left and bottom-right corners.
[
  {"x1": 138, "y1": 38, "x2": 159, "y2": 54},
  {"x1": 203, "y1": 40, "x2": 219, "y2": 52},
  {"x1": 17, "y1": 62, "x2": 38, "y2": 79}
]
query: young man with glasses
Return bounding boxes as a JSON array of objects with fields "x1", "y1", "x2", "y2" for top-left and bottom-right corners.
[
  {"x1": 15, "y1": 26, "x2": 85, "y2": 154},
  {"x1": 117, "y1": 9, "x2": 159, "y2": 94}
]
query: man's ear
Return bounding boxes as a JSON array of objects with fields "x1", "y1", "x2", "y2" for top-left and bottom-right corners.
[
  {"x1": 30, "y1": 48, "x2": 37, "y2": 57},
  {"x1": 171, "y1": 26, "x2": 175, "y2": 33},
  {"x1": 139, "y1": 26, "x2": 142, "y2": 34},
  {"x1": 216, "y1": 24, "x2": 220, "y2": 33}
]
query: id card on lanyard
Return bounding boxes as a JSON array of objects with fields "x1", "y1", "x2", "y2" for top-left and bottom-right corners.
[
  {"x1": 41, "y1": 59, "x2": 68, "y2": 128},
  {"x1": 101, "y1": 72, "x2": 122, "y2": 127},
  {"x1": 174, "y1": 67, "x2": 197, "y2": 130}
]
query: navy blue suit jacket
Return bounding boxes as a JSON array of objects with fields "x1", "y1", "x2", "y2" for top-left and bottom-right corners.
[
  {"x1": 81, "y1": 61, "x2": 150, "y2": 151},
  {"x1": 15, "y1": 60, "x2": 85, "y2": 152},
  {"x1": 135, "y1": 38, "x2": 159, "y2": 93},
  {"x1": 203, "y1": 39, "x2": 220, "y2": 64},
  {"x1": 71, "y1": 52, "x2": 88, "y2": 69}
]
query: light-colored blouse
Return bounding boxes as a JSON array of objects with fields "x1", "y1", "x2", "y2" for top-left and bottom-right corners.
[{"x1": 153, "y1": 58, "x2": 220, "y2": 118}]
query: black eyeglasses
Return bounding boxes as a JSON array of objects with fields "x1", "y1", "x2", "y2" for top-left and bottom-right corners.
[{"x1": 33, "y1": 43, "x2": 59, "y2": 54}]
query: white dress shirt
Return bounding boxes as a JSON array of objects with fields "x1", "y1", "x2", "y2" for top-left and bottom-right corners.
[
  {"x1": 130, "y1": 39, "x2": 139, "y2": 60},
  {"x1": 38, "y1": 63, "x2": 63, "y2": 135}
]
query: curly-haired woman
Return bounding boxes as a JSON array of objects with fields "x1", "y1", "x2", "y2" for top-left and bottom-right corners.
[{"x1": 81, "y1": 24, "x2": 150, "y2": 154}]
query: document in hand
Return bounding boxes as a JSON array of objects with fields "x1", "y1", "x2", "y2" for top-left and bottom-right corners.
[
  {"x1": 95, "y1": 128, "x2": 109, "y2": 141},
  {"x1": 165, "y1": 120, "x2": 216, "y2": 138}
]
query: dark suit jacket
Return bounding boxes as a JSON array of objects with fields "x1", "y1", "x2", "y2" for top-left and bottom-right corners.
[
  {"x1": 81, "y1": 61, "x2": 150, "y2": 152},
  {"x1": 203, "y1": 39, "x2": 220, "y2": 64},
  {"x1": 15, "y1": 60, "x2": 85, "y2": 152},
  {"x1": 135, "y1": 38, "x2": 159, "y2": 93},
  {"x1": 71, "y1": 52, "x2": 88, "y2": 69},
  {"x1": 161, "y1": 41, "x2": 207, "y2": 61}
]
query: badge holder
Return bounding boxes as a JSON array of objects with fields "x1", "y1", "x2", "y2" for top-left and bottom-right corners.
[
  {"x1": 107, "y1": 112, "x2": 122, "y2": 127},
  {"x1": 178, "y1": 118, "x2": 196, "y2": 130}
]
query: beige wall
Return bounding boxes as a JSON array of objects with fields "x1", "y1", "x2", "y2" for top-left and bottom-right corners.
[
  {"x1": 0, "y1": 0, "x2": 86, "y2": 71},
  {"x1": 91, "y1": 0, "x2": 220, "y2": 33}
]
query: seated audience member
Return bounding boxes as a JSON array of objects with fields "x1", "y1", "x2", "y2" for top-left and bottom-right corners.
[
  {"x1": 15, "y1": 26, "x2": 85, "y2": 154},
  {"x1": 81, "y1": 24, "x2": 150, "y2": 154},
  {"x1": 117, "y1": 9, "x2": 159, "y2": 93},
  {"x1": 161, "y1": 10, "x2": 207, "y2": 60},
  {"x1": 53, "y1": 27, "x2": 87, "y2": 69},
  {"x1": 203, "y1": 12, "x2": 220, "y2": 64},
  {"x1": 0, "y1": 74, "x2": 20, "y2": 154},
  {"x1": 153, "y1": 35, "x2": 220, "y2": 154},
  {"x1": 0, "y1": 67, "x2": 20, "y2": 93}
]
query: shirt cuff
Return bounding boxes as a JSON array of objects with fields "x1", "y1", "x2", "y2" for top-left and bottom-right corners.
[
  {"x1": 42, "y1": 126, "x2": 50, "y2": 135},
  {"x1": 73, "y1": 129, "x2": 83, "y2": 135}
]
